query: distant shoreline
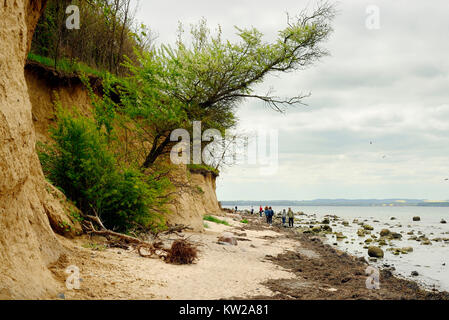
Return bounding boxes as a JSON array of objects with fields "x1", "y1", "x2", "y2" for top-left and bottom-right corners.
[{"x1": 220, "y1": 200, "x2": 449, "y2": 207}]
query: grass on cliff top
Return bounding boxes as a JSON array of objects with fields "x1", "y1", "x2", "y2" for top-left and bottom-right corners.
[
  {"x1": 28, "y1": 53, "x2": 106, "y2": 78},
  {"x1": 203, "y1": 215, "x2": 230, "y2": 226},
  {"x1": 187, "y1": 164, "x2": 219, "y2": 176}
]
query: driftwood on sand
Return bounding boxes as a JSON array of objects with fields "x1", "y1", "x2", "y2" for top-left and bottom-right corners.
[{"x1": 81, "y1": 211, "x2": 197, "y2": 264}]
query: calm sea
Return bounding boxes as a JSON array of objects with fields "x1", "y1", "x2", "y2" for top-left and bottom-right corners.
[{"x1": 223, "y1": 205, "x2": 449, "y2": 292}]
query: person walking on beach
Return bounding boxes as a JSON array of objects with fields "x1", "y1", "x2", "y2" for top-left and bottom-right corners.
[
  {"x1": 282, "y1": 209, "x2": 287, "y2": 226},
  {"x1": 235, "y1": 206, "x2": 238, "y2": 213},
  {"x1": 259, "y1": 206, "x2": 263, "y2": 217},
  {"x1": 268, "y1": 206, "x2": 274, "y2": 225},
  {"x1": 251, "y1": 206, "x2": 254, "y2": 215},
  {"x1": 287, "y1": 208, "x2": 294, "y2": 227},
  {"x1": 264, "y1": 206, "x2": 270, "y2": 224}
]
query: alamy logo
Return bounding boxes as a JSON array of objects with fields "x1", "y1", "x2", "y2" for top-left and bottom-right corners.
[
  {"x1": 170, "y1": 121, "x2": 279, "y2": 175},
  {"x1": 65, "y1": 265, "x2": 81, "y2": 290},
  {"x1": 365, "y1": 266, "x2": 380, "y2": 289},
  {"x1": 365, "y1": 5, "x2": 380, "y2": 30},
  {"x1": 66, "y1": 5, "x2": 80, "y2": 30}
]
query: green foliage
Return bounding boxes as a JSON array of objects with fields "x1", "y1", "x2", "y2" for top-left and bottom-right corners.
[
  {"x1": 195, "y1": 186, "x2": 204, "y2": 194},
  {"x1": 117, "y1": 3, "x2": 335, "y2": 168},
  {"x1": 240, "y1": 219, "x2": 249, "y2": 224},
  {"x1": 187, "y1": 164, "x2": 220, "y2": 177},
  {"x1": 203, "y1": 215, "x2": 230, "y2": 226},
  {"x1": 69, "y1": 208, "x2": 84, "y2": 223},
  {"x1": 59, "y1": 220, "x2": 74, "y2": 233},
  {"x1": 28, "y1": 53, "x2": 106, "y2": 78},
  {"x1": 31, "y1": 0, "x2": 152, "y2": 76},
  {"x1": 79, "y1": 72, "x2": 118, "y2": 137},
  {"x1": 82, "y1": 242, "x2": 108, "y2": 251},
  {"x1": 38, "y1": 106, "x2": 168, "y2": 232}
]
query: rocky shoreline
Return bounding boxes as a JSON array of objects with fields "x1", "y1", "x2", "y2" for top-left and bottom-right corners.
[
  {"x1": 232, "y1": 211, "x2": 449, "y2": 300},
  {"x1": 44, "y1": 210, "x2": 449, "y2": 300}
]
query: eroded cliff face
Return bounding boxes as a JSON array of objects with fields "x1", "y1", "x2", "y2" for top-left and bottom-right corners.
[
  {"x1": 26, "y1": 68, "x2": 222, "y2": 233},
  {"x1": 166, "y1": 165, "x2": 222, "y2": 231},
  {"x1": 0, "y1": 0, "x2": 66, "y2": 299},
  {"x1": 0, "y1": 0, "x2": 221, "y2": 299}
]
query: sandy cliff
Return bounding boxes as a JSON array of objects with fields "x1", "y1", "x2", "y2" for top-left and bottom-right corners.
[
  {"x1": 165, "y1": 165, "x2": 222, "y2": 231},
  {"x1": 0, "y1": 0, "x2": 66, "y2": 299},
  {"x1": 0, "y1": 0, "x2": 221, "y2": 298}
]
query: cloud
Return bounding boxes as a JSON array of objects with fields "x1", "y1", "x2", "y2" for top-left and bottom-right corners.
[{"x1": 135, "y1": 0, "x2": 449, "y2": 200}]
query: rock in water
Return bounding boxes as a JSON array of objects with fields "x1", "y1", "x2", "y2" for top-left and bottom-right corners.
[
  {"x1": 441, "y1": 219, "x2": 447, "y2": 224},
  {"x1": 391, "y1": 232, "x2": 402, "y2": 239},
  {"x1": 363, "y1": 224, "x2": 374, "y2": 231},
  {"x1": 335, "y1": 232, "x2": 346, "y2": 240},
  {"x1": 368, "y1": 246, "x2": 384, "y2": 258},
  {"x1": 380, "y1": 229, "x2": 391, "y2": 237},
  {"x1": 413, "y1": 216, "x2": 421, "y2": 221},
  {"x1": 411, "y1": 271, "x2": 419, "y2": 276}
]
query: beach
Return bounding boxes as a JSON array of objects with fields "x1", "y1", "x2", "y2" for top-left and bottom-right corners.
[{"x1": 47, "y1": 210, "x2": 449, "y2": 300}]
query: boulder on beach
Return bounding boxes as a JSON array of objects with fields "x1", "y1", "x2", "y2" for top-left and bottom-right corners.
[
  {"x1": 321, "y1": 218, "x2": 330, "y2": 224},
  {"x1": 363, "y1": 224, "x2": 374, "y2": 231},
  {"x1": 380, "y1": 229, "x2": 391, "y2": 237},
  {"x1": 368, "y1": 246, "x2": 384, "y2": 258},
  {"x1": 413, "y1": 216, "x2": 421, "y2": 221},
  {"x1": 218, "y1": 233, "x2": 238, "y2": 246}
]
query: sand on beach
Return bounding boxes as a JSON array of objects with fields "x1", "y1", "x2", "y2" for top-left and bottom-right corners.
[
  {"x1": 49, "y1": 214, "x2": 299, "y2": 300},
  {"x1": 46, "y1": 211, "x2": 449, "y2": 300}
]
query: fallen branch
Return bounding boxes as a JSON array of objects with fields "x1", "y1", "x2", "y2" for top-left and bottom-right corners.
[{"x1": 81, "y1": 213, "x2": 196, "y2": 264}]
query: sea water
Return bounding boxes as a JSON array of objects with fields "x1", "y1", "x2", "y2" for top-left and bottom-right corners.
[{"x1": 224, "y1": 205, "x2": 449, "y2": 292}]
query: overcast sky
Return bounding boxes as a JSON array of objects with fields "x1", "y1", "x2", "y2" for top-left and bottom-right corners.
[{"x1": 136, "y1": 0, "x2": 449, "y2": 201}]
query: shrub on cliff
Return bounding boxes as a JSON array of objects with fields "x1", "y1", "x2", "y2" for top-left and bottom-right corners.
[{"x1": 38, "y1": 108, "x2": 166, "y2": 232}]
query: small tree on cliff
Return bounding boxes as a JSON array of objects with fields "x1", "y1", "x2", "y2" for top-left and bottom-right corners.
[{"x1": 117, "y1": 2, "x2": 336, "y2": 168}]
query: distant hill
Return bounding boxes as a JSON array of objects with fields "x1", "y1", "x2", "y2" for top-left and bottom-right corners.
[{"x1": 220, "y1": 199, "x2": 449, "y2": 207}]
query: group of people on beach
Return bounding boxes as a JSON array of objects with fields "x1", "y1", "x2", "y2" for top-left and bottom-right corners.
[
  {"x1": 255, "y1": 206, "x2": 295, "y2": 227},
  {"x1": 235, "y1": 205, "x2": 295, "y2": 227}
]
